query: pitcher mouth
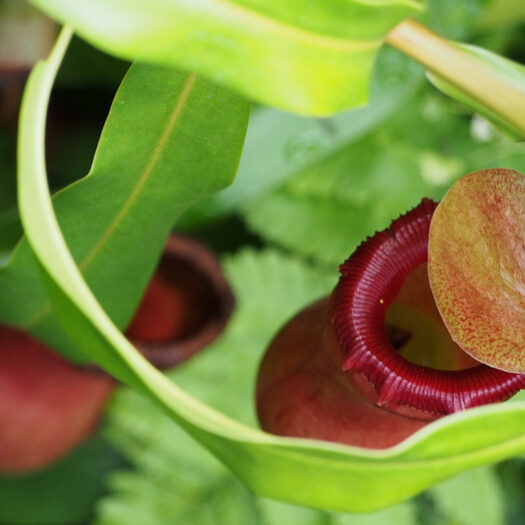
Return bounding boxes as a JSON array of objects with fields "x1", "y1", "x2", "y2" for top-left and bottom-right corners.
[
  {"x1": 126, "y1": 234, "x2": 235, "y2": 370},
  {"x1": 332, "y1": 198, "x2": 525, "y2": 416}
]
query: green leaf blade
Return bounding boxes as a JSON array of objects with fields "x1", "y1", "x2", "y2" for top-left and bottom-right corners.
[
  {"x1": 3, "y1": 57, "x2": 249, "y2": 361},
  {"x1": 28, "y1": 0, "x2": 424, "y2": 114},
  {"x1": 181, "y1": 45, "x2": 425, "y2": 226},
  {"x1": 429, "y1": 466, "x2": 505, "y2": 525}
]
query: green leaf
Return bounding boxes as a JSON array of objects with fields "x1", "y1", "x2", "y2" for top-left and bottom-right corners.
[
  {"x1": 477, "y1": 0, "x2": 525, "y2": 30},
  {"x1": 333, "y1": 502, "x2": 417, "y2": 525},
  {"x1": 27, "y1": 0, "x2": 424, "y2": 115},
  {"x1": 429, "y1": 467, "x2": 505, "y2": 525},
  {"x1": 19, "y1": 26, "x2": 525, "y2": 515},
  {"x1": 2, "y1": 43, "x2": 249, "y2": 361},
  {"x1": 98, "y1": 395, "x2": 321, "y2": 525},
  {"x1": 422, "y1": 0, "x2": 486, "y2": 40},
  {"x1": 497, "y1": 459, "x2": 525, "y2": 525},
  {"x1": 243, "y1": 138, "x2": 435, "y2": 266}
]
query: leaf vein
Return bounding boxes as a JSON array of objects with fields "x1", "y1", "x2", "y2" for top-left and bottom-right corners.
[{"x1": 24, "y1": 72, "x2": 198, "y2": 331}]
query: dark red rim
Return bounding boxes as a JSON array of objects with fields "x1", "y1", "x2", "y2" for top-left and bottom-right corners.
[
  {"x1": 332, "y1": 198, "x2": 525, "y2": 415},
  {"x1": 128, "y1": 234, "x2": 235, "y2": 370}
]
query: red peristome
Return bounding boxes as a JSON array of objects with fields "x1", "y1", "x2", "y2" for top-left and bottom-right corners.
[
  {"x1": 256, "y1": 300, "x2": 428, "y2": 448},
  {"x1": 332, "y1": 198, "x2": 525, "y2": 416},
  {"x1": 126, "y1": 234, "x2": 234, "y2": 370},
  {"x1": 0, "y1": 325, "x2": 114, "y2": 473}
]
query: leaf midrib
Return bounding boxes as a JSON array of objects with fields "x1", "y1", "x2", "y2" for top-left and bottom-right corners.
[{"x1": 23, "y1": 73, "x2": 198, "y2": 331}]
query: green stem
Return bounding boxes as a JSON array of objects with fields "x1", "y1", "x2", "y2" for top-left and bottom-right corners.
[{"x1": 386, "y1": 19, "x2": 525, "y2": 138}]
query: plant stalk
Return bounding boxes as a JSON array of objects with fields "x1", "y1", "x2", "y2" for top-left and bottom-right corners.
[{"x1": 386, "y1": 18, "x2": 525, "y2": 138}]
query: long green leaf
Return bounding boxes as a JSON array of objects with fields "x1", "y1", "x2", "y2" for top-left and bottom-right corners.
[
  {"x1": 27, "y1": 0, "x2": 423, "y2": 115},
  {"x1": 18, "y1": 26, "x2": 525, "y2": 514},
  {"x1": 1, "y1": 45, "x2": 249, "y2": 362}
]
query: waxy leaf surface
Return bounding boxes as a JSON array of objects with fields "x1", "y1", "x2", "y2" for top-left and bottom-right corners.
[
  {"x1": 429, "y1": 168, "x2": 525, "y2": 372},
  {"x1": 18, "y1": 28, "x2": 525, "y2": 514},
  {"x1": 1, "y1": 53, "x2": 249, "y2": 362},
  {"x1": 27, "y1": 0, "x2": 423, "y2": 115}
]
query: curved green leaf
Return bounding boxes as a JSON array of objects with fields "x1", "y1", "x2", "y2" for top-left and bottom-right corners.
[
  {"x1": 27, "y1": 0, "x2": 424, "y2": 115},
  {"x1": 2, "y1": 45, "x2": 249, "y2": 362},
  {"x1": 18, "y1": 27, "x2": 525, "y2": 514}
]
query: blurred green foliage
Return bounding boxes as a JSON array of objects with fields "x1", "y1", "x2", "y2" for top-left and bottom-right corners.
[
  {"x1": 242, "y1": 88, "x2": 525, "y2": 266},
  {"x1": 0, "y1": 436, "x2": 123, "y2": 525}
]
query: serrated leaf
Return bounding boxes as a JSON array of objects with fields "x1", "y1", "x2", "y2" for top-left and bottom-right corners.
[
  {"x1": 27, "y1": 0, "x2": 424, "y2": 115},
  {"x1": 429, "y1": 467, "x2": 505, "y2": 525},
  {"x1": 20, "y1": 25, "x2": 525, "y2": 515},
  {"x1": 245, "y1": 191, "x2": 369, "y2": 267},
  {"x1": 1, "y1": 49, "x2": 249, "y2": 361},
  {"x1": 98, "y1": 389, "x2": 324, "y2": 525}
]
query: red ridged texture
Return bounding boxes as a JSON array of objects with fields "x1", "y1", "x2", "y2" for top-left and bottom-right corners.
[{"x1": 332, "y1": 198, "x2": 525, "y2": 415}]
